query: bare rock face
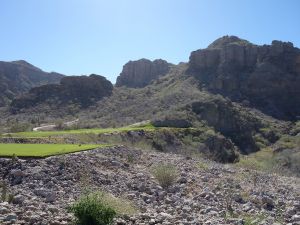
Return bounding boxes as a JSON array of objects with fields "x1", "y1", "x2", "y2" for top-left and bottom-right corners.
[
  {"x1": 116, "y1": 59, "x2": 171, "y2": 88},
  {"x1": 188, "y1": 35, "x2": 300, "y2": 120}
]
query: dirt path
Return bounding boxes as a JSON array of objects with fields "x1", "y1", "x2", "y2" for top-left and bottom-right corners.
[{"x1": 33, "y1": 119, "x2": 79, "y2": 131}]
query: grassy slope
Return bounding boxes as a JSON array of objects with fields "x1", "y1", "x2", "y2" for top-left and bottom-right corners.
[{"x1": 0, "y1": 143, "x2": 109, "y2": 157}]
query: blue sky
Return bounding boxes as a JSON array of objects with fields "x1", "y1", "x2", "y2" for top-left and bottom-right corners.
[{"x1": 0, "y1": 0, "x2": 299, "y2": 83}]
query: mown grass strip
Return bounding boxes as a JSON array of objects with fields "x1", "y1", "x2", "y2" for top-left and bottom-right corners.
[
  {"x1": 2, "y1": 125, "x2": 157, "y2": 138},
  {"x1": 0, "y1": 143, "x2": 110, "y2": 157}
]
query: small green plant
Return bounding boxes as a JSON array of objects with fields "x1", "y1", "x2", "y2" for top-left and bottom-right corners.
[
  {"x1": 242, "y1": 213, "x2": 267, "y2": 225},
  {"x1": 225, "y1": 193, "x2": 234, "y2": 217},
  {"x1": 7, "y1": 193, "x2": 14, "y2": 204},
  {"x1": 58, "y1": 155, "x2": 67, "y2": 170},
  {"x1": 77, "y1": 167, "x2": 93, "y2": 194},
  {"x1": 11, "y1": 153, "x2": 18, "y2": 162},
  {"x1": 0, "y1": 181, "x2": 13, "y2": 203},
  {"x1": 223, "y1": 178, "x2": 236, "y2": 218},
  {"x1": 197, "y1": 161, "x2": 209, "y2": 170},
  {"x1": 152, "y1": 163, "x2": 178, "y2": 189},
  {"x1": 69, "y1": 192, "x2": 117, "y2": 225},
  {"x1": 126, "y1": 154, "x2": 135, "y2": 164},
  {"x1": 0, "y1": 181, "x2": 8, "y2": 202}
]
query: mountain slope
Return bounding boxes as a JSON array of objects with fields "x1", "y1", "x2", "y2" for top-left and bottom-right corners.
[{"x1": 0, "y1": 60, "x2": 64, "y2": 106}]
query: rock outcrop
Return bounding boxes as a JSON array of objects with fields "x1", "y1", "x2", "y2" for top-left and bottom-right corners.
[
  {"x1": 0, "y1": 60, "x2": 64, "y2": 107},
  {"x1": 188, "y1": 35, "x2": 300, "y2": 120},
  {"x1": 10, "y1": 74, "x2": 113, "y2": 112},
  {"x1": 191, "y1": 96, "x2": 276, "y2": 153},
  {"x1": 116, "y1": 59, "x2": 171, "y2": 88}
]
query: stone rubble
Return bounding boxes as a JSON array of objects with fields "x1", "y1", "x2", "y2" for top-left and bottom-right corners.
[{"x1": 0, "y1": 146, "x2": 299, "y2": 225}]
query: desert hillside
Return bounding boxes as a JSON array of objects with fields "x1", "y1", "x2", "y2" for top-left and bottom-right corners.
[{"x1": 0, "y1": 36, "x2": 299, "y2": 225}]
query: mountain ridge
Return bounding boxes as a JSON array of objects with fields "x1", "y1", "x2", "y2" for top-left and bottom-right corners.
[
  {"x1": 0, "y1": 60, "x2": 64, "y2": 107},
  {"x1": 1, "y1": 35, "x2": 299, "y2": 164}
]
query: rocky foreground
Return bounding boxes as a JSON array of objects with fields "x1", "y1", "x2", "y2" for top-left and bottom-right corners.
[{"x1": 0, "y1": 146, "x2": 299, "y2": 225}]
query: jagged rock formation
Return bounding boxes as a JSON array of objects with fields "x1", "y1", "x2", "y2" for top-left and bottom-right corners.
[
  {"x1": 0, "y1": 60, "x2": 64, "y2": 106},
  {"x1": 116, "y1": 59, "x2": 171, "y2": 88},
  {"x1": 10, "y1": 74, "x2": 113, "y2": 112},
  {"x1": 188, "y1": 35, "x2": 300, "y2": 120}
]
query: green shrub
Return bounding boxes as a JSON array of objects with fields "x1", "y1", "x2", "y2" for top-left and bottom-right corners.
[
  {"x1": 55, "y1": 120, "x2": 65, "y2": 130},
  {"x1": 68, "y1": 192, "x2": 116, "y2": 225},
  {"x1": 152, "y1": 164, "x2": 178, "y2": 189}
]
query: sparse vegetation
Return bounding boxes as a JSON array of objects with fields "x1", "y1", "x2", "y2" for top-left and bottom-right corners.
[
  {"x1": 0, "y1": 181, "x2": 14, "y2": 203},
  {"x1": 9, "y1": 122, "x2": 32, "y2": 133},
  {"x1": 0, "y1": 181, "x2": 8, "y2": 202},
  {"x1": 55, "y1": 120, "x2": 65, "y2": 130},
  {"x1": 69, "y1": 191, "x2": 137, "y2": 225},
  {"x1": 152, "y1": 163, "x2": 178, "y2": 189},
  {"x1": 197, "y1": 161, "x2": 209, "y2": 170},
  {"x1": 69, "y1": 192, "x2": 117, "y2": 225},
  {"x1": 237, "y1": 146, "x2": 300, "y2": 177}
]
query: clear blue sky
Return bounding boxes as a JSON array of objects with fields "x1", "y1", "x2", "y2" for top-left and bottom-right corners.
[{"x1": 1, "y1": 0, "x2": 299, "y2": 83}]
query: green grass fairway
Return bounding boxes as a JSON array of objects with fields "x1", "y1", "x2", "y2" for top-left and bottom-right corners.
[
  {"x1": 0, "y1": 143, "x2": 109, "y2": 157},
  {"x1": 3, "y1": 124, "x2": 157, "y2": 138}
]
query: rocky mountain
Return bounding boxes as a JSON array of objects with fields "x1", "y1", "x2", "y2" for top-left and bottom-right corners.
[
  {"x1": 10, "y1": 74, "x2": 113, "y2": 112},
  {"x1": 1, "y1": 36, "x2": 300, "y2": 225},
  {"x1": 188, "y1": 35, "x2": 300, "y2": 120},
  {"x1": 0, "y1": 60, "x2": 64, "y2": 107},
  {"x1": 2, "y1": 36, "x2": 300, "y2": 160},
  {"x1": 116, "y1": 58, "x2": 171, "y2": 88}
]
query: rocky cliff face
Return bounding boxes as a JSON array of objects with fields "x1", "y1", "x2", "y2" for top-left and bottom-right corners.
[
  {"x1": 191, "y1": 97, "x2": 272, "y2": 153},
  {"x1": 0, "y1": 60, "x2": 64, "y2": 107},
  {"x1": 116, "y1": 59, "x2": 171, "y2": 88},
  {"x1": 10, "y1": 74, "x2": 113, "y2": 112},
  {"x1": 188, "y1": 36, "x2": 300, "y2": 120}
]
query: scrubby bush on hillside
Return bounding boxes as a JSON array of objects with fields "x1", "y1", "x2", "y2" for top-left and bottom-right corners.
[
  {"x1": 69, "y1": 191, "x2": 137, "y2": 225},
  {"x1": 55, "y1": 120, "x2": 65, "y2": 130},
  {"x1": 68, "y1": 192, "x2": 116, "y2": 225},
  {"x1": 9, "y1": 122, "x2": 32, "y2": 133},
  {"x1": 152, "y1": 163, "x2": 178, "y2": 189}
]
